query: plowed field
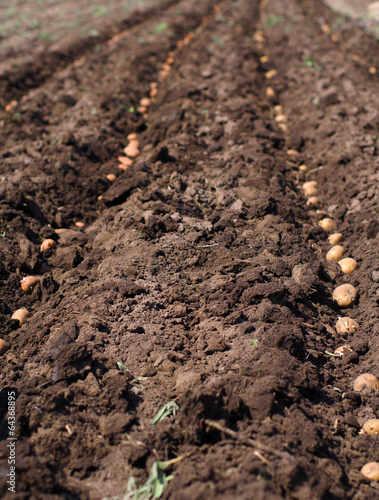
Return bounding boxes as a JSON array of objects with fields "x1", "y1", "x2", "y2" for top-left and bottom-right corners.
[{"x1": 1, "y1": 1, "x2": 379, "y2": 498}]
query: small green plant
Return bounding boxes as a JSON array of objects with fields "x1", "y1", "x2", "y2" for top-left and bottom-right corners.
[
  {"x1": 126, "y1": 461, "x2": 174, "y2": 499},
  {"x1": 154, "y1": 22, "x2": 168, "y2": 34},
  {"x1": 265, "y1": 15, "x2": 284, "y2": 26},
  {"x1": 0, "y1": 231, "x2": 6, "y2": 237},
  {"x1": 332, "y1": 386, "x2": 346, "y2": 398},
  {"x1": 93, "y1": 6, "x2": 109, "y2": 18},
  {"x1": 89, "y1": 29, "x2": 100, "y2": 37},
  {"x1": 131, "y1": 376, "x2": 148, "y2": 394},
  {"x1": 325, "y1": 350, "x2": 341, "y2": 357},
  {"x1": 305, "y1": 56, "x2": 315, "y2": 68},
  {"x1": 250, "y1": 339, "x2": 259, "y2": 348},
  {"x1": 117, "y1": 362, "x2": 131, "y2": 373},
  {"x1": 40, "y1": 32, "x2": 57, "y2": 41},
  {"x1": 29, "y1": 20, "x2": 41, "y2": 30},
  {"x1": 151, "y1": 401, "x2": 179, "y2": 425}
]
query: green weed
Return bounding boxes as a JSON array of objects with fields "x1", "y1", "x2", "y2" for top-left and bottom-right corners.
[
  {"x1": 93, "y1": 6, "x2": 109, "y2": 18},
  {"x1": 154, "y1": 22, "x2": 168, "y2": 34},
  {"x1": 151, "y1": 401, "x2": 179, "y2": 425},
  {"x1": 265, "y1": 15, "x2": 284, "y2": 26}
]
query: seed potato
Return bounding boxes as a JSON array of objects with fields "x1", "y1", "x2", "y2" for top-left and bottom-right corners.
[
  {"x1": 333, "y1": 284, "x2": 358, "y2": 308},
  {"x1": 273, "y1": 105, "x2": 282, "y2": 114},
  {"x1": 361, "y1": 462, "x2": 379, "y2": 481},
  {"x1": 362, "y1": 419, "x2": 379, "y2": 435},
  {"x1": 328, "y1": 233, "x2": 343, "y2": 245},
  {"x1": 353, "y1": 373, "x2": 379, "y2": 392},
  {"x1": 275, "y1": 114, "x2": 287, "y2": 123},
  {"x1": 118, "y1": 156, "x2": 133, "y2": 166},
  {"x1": 326, "y1": 245, "x2": 345, "y2": 261},
  {"x1": 265, "y1": 69, "x2": 277, "y2": 80},
  {"x1": 334, "y1": 344, "x2": 353, "y2": 356},
  {"x1": 140, "y1": 97, "x2": 150, "y2": 107},
  {"x1": 0, "y1": 339, "x2": 9, "y2": 355},
  {"x1": 40, "y1": 239, "x2": 56, "y2": 252},
  {"x1": 11, "y1": 308, "x2": 29, "y2": 326},
  {"x1": 319, "y1": 218, "x2": 337, "y2": 232},
  {"x1": 302, "y1": 180, "x2": 318, "y2": 197},
  {"x1": 338, "y1": 258, "x2": 357, "y2": 274},
  {"x1": 123, "y1": 143, "x2": 140, "y2": 158},
  {"x1": 335, "y1": 317, "x2": 359, "y2": 334},
  {"x1": 20, "y1": 276, "x2": 41, "y2": 294},
  {"x1": 306, "y1": 196, "x2": 319, "y2": 206}
]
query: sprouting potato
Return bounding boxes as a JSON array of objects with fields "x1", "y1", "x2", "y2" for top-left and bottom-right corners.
[
  {"x1": 106, "y1": 174, "x2": 116, "y2": 182},
  {"x1": 40, "y1": 239, "x2": 56, "y2": 252},
  {"x1": 326, "y1": 245, "x2": 345, "y2": 261},
  {"x1": 328, "y1": 233, "x2": 343, "y2": 245},
  {"x1": 361, "y1": 462, "x2": 379, "y2": 481},
  {"x1": 302, "y1": 180, "x2": 318, "y2": 197},
  {"x1": 299, "y1": 164, "x2": 308, "y2": 171},
  {"x1": 333, "y1": 284, "x2": 357, "y2": 308},
  {"x1": 11, "y1": 308, "x2": 29, "y2": 326},
  {"x1": 353, "y1": 373, "x2": 379, "y2": 392},
  {"x1": 20, "y1": 276, "x2": 41, "y2": 294},
  {"x1": 335, "y1": 317, "x2": 359, "y2": 334},
  {"x1": 0, "y1": 339, "x2": 9, "y2": 355},
  {"x1": 362, "y1": 419, "x2": 379, "y2": 435},
  {"x1": 338, "y1": 258, "x2": 357, "y2": 274},
  {"x1": 334, "y1": 344, "x2": 353, "y2": 356},
  {"x1": 319, "y1": 218, "x2": 337, "y2": 232}
]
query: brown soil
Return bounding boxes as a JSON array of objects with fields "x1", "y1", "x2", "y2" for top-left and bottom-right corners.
[{"x1": 1, "y1": 0, "x2": 379, "y2": 498}]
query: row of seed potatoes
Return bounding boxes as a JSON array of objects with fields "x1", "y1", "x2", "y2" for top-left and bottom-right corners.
[
  {"x1": 254, "y1": 18, "x2": 379, "y2": 484},
  {"x1": 103, "y1": 13, "x2": 202, "y2": 190},
  {"x1": 304, "y1": 180, "x2": 379, "y2": 481},
  {"x1": 0, "y1": 239, "x2": 57, "y2": 353},
  {"x1": 4, "y1": 1, "x2": 229, "y2": 343}
]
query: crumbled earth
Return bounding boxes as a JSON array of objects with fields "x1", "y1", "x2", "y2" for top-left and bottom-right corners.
[{"x1": 1, "y1": 0, "x2": 379, "y2": 498}]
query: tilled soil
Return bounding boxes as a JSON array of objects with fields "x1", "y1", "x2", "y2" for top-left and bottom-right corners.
[{"x1": 1, "y1": 0, "x2": 379, "y2": 498}]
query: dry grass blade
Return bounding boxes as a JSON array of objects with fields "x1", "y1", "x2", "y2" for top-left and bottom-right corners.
[{"x1": 203, "y1": 419, "x2": 290, "y2": 459}]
